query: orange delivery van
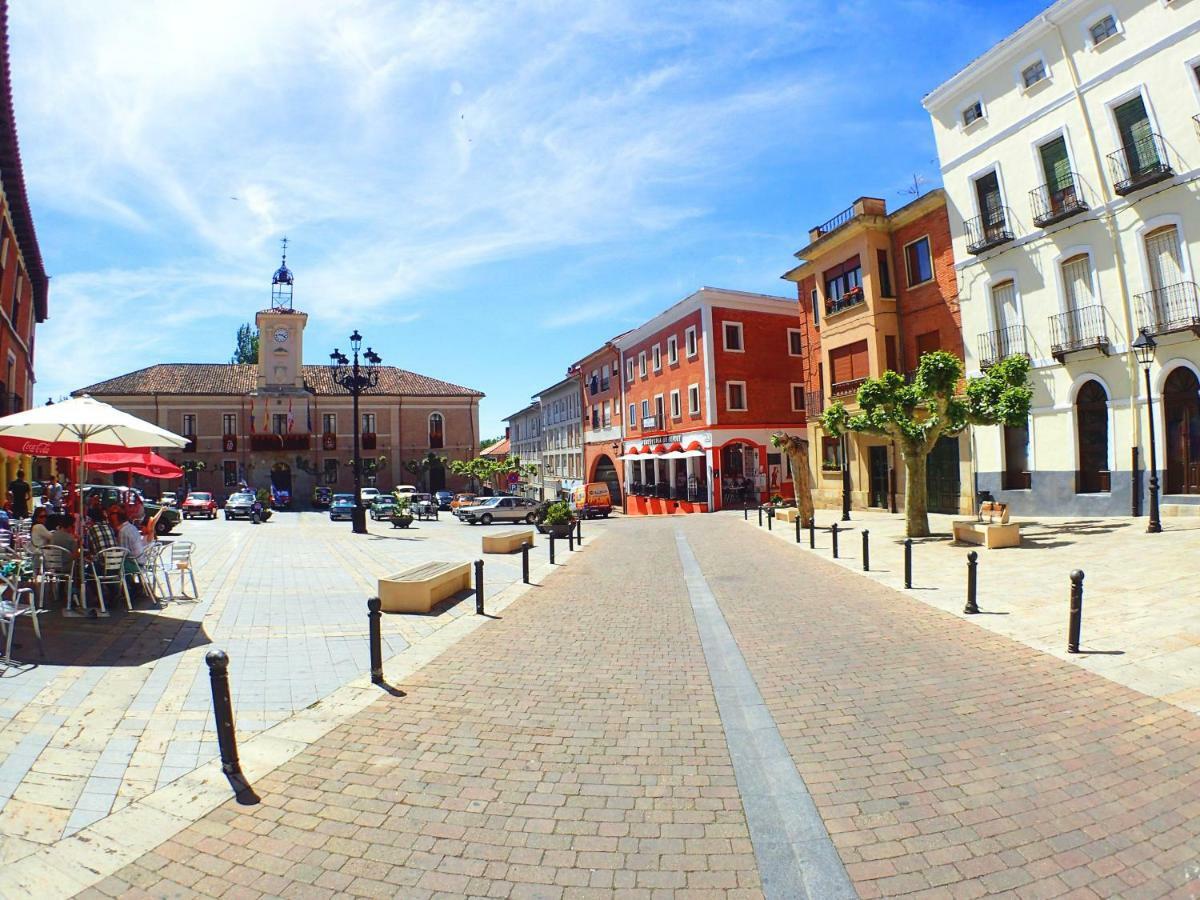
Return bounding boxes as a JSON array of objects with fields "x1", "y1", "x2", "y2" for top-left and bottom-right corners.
[{"x1": 570, "y1": 482, "x2": 613, "y2": 519}]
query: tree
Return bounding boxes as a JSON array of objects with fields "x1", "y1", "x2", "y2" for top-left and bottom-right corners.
[
  {"x1": 405, "y1": 452, "x2": 449, "y2": 491},
  {"x1": 231, "y1": 323, "x2": 259, "y2": 364},
  {"x1": 770, "y1": 432, "x2": 815, "y2": 527},
  {"x1": 479, "y1": 436, "x2": 505, "y2": 453},
  {"x1": 820, "y1": 351, "x2": 1032, "y2": 538},
  {"x1": 449, "y1": 456, "x2": 499, "y2": 493},
  {"x1": 180, "y1": 459, "x2": 207, "y2": 492}
]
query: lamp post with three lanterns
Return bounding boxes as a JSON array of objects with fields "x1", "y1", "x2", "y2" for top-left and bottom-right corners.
[{"x1": 329, "y1": 331, "x2": 381, "y2": 534}]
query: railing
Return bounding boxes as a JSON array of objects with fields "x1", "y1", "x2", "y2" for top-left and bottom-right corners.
[
  {"x1": 1107, "y1": 133, "x2": 1173, "y2": 195},
  {"x1": 825, "y1": 287, "x2": 866, "y2": 316},
  {"x1": 1135, "y1": 281, "x2": 1200, "y2": 335},
  {"x1": 977, "y1": 324, "x2": 1027, "y2": 368},
  {"x1": 641, "y1": 414, "x2": 661, "y2": 430},
  {"x1": 1194, "y1": 115, "x2": 1200, "y2": 141},
  {"x1": 965, "y1": 207, "x2": 1015, "y2": 255},
  {"x1": 250, "y1": 433, "x2": 311, "y2": 452},
  {"x1": 1029, "y1": 177, "x2": 1088, "y2": 227},
  {"x1": 1049, "y1": 305, "x2": 1110, "y2": 360},
  {"x1": 805, "y1": 390, "x2": 824, "y2": 414},
  {"x1": 830, "y1": 377, "x2": 867, "y2": 398},
  {"x1": 322, "y1": 432, "x2": 337, "y2": 450},
  {"x1": 361, "y1": 432, "x2": 377, "y2": 451},
  {"x1": 814, "y1": 203, "x2": 857, "y2": 237}
]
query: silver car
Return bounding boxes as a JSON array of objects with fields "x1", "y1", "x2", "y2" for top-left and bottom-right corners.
[{"x1": 459, "y1": 496, "x2": 539, "y2": 525}]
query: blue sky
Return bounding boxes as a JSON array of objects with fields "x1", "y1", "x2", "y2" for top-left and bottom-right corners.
[{"x1": 11, "y1": 0, "x2": 1047, "y2": 439}]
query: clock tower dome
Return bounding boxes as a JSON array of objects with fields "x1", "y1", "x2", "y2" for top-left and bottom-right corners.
[{"x1": 256, "y1": 238, "x2": 307, "y2": 390}]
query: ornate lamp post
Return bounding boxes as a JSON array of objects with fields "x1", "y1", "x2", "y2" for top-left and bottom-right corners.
[
  {"x1": 1132, "y1": 328, "x2": 1161, "y2": 534},
  {"x1": 840, "y1": 433, "x2": 852, "y2": 521},
  {"x1": 330, "y1": 331, "x2": 381, "y2": 534}
]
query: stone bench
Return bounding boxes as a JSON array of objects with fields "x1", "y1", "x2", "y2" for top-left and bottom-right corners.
[
  {"x1": 378, "y1": 561, "x2": 472, "y2": 613},
  {"x1": 481, "y1": 528, "x2": 535, "y2": 554},
  {"x1": 773, "y1": 507, "x2": 799, "y2": 524},
  {"x1": 953, "y1": 501, "x2": 1021, "y2": 549}
]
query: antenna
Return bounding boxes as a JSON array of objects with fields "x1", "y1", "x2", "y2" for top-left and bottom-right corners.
[{"x1": 899, "y1": 173, "x2": 930, "y2": 198}]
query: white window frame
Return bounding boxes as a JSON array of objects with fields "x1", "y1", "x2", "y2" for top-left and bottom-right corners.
[
  {"x1": 787, "y1": 328, "x2": 803, "y2": 357},
  {"x1": 638, "y1": 351, "x2": 647, "y2": 377},
  {"x1": 982, "y1": 269, "x2": 1026, "y2": 339},
  {"x1": 959, "y1": 95, "x2": 986, "y2": 131},
  {"x1": 652, "y1": 343, "x2": 662, "y2": 372},
  {"x1": 1103, "y1": 85, "x2": 1163, "y2": 160},
  {"x1": 667, "y1": 335, "x2": 678, "y2": 365},
  {"x1": 1030, "y1": 126, "x2": 1082, "y2": 195},
  {"x1": 626, "y1": 358, "x2": 634, "y2": 382},
  {"x1": 688, "y1": 383, "x2": 700, "y2": 415},
  {"x1": 903, "y1": 234, "x2": 934, "y2": 288},
  {"x1": 629, "y1": 403, "x2": 637, "y2": 428},
  {"x1": 790, "y1": 383, "x2": 805, "y2": 412},
  {"x1": 1084, "y1": 8, "x2": 1123, "y2": 50},
  {"x1": 726, "y1": 381, "x2": 747, "y2": 411},
  {"x1": 1052, "y1": 246, "x2": 1103, "y2": 316},
  {"x1": 669, "y1": 389, "x2": 681, "y2": 420},
  {"x1": 641, "y1": 399, "x2": 650, "y2": 418},
  {"x1": 1016, "y1": 54, "x2": 1050, "y2": 93},
  {"x1": 653, "y1": 393, "x2": 664, "y2": 425},
  {"x1": 685, "y1": 326, "x2": 698, "y2": 358},
  {"x1": 723, "y1": 321, "x2": 744, "y2": 353},
  {"x1": 222, "y1": 412, "x2": 237, "y2": 436},
  {"x1": 969, "y1": 163, "x2": 1010, "y2": 223}
]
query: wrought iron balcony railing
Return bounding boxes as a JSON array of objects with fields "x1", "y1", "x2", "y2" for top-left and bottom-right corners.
[
  {"x1": 1029, "y1": 176, "x2": 1089, "y2": 228},
  {"x1": 825, "y1": 286, "x2": 866, "y2": 316},
  {"x1": 1108, "y1": 133, "x2": 1173, "y2": 195},
  {"x1": 977, "y1": 324, "x2": 1027, "y2": 369},
  {"x1": 805, "y1": 390, "x2": 824, "y2": 414},
  {"x1": 1135, "y1": 281, "x2": 1200, "y2": 336},
  {"x1": 250, "y1": 433, "x2": 312, "y2": 452},
  {"x1": 965, "y1": 207, "x2": 1015, "y2": 255},
  {"x1": 1049, "y1": 305, "x2": 1110, "y2": 360},
  {"x1": 830, "y1": 377, "x2": 867, "y2": 398},
  {"x1": 814, "y1": 203, "x2": 856, "y2": 237}
]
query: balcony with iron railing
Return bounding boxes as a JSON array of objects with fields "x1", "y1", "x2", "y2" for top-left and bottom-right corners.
[
  {"x1": 641, "y1": 414, "x2": 662, "y2": 431},
  {"x1": 250, "y1": 433, "x2": 312, "y2": 452},
  {"x1": 977, "y1": 324, "x2": 1027, "y2": 369},
  {"x1": 1049, "y1": 305, "x2": 1110, "y2": 361},
  {"x1": 1107, "y1": 133, "x2": 1173, "y2": 195},
  {"x1": 965, "y1": 207, "x2": 1015, "y2": 255},
  {"x1": 1135, "y1": 281, "x2": 1200, "y2": 336},
  {"x1": 824, "y1": 286, "x2": 866, "y2": 318},
  {"x1": 1029, "y1": 176, "x2": 1089, "y2": 228},
  {"x1": 806, "y1": 390, "x2": 824, "y2": 414},
  {"x1": 830, "y1": 377, "x2": 867, "y2": 399}
]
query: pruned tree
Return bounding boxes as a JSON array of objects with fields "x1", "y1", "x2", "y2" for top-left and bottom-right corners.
[
  {"x1": 820, "y1": 351, "x2": 1031, "y2": 538},
  {"x1": 770, "y1": 432, "x2": 815, "y2": 527},
  {"x1": 448, "y1": 456, "x2": 499, "y2": 493}
]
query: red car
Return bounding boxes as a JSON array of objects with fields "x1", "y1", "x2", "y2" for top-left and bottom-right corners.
[{"x1": 181, "y1": 491, "x2": 217, "y2": 519}]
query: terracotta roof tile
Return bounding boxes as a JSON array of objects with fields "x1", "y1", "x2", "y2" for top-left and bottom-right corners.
[
  {"x1": 75, "y1": 364, "x2": 483, "y2": 398},
  {"x1": 481, "y1": 437, "x2": 510, "y2": 457}
]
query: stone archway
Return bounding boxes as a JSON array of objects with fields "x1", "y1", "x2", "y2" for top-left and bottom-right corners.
[{"x1": 592, "y1": 453, "x2": 621, "y2": 503}]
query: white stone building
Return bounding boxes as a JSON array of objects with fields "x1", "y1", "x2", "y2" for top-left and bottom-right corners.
[
  {"x1": 504, "y1": 401, "x2": 543, "y2": 498},
  {"x1": 924, "y1": 0, "x2": 1200, "y2": 516},
  {"x1": 536, "y1": 375, "x2": 583, "y2": 499}
]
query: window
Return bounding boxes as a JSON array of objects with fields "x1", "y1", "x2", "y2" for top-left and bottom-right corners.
[
  {"x1": 1113, "y1": 95, "x2": 1160, "y2": 173},
  {"x1": 670, "y1": 390, "x2": 681, "y2": 419},
  {"x1": 11, "y1": 273, "x2": 21, "y2": 326},
  {"x1": 323, "y1": 458, "x2": 339, "y2": 485},
  {"x1": 629, "y1": 403, "x2": 637, "y2": 428},
  {"x1": 322, "y1": 413, "x2": 336, "y2": 434},
  {"x1": 641, "y1": 399, "x2": 650, "y2": 419},
  {"x1": 626, "y1": 359, "x2": 634, "y2": 382},
  {"x1": 272, "y1": 413, "x2": 288, "y2": 435},
  {"x1": 1038, "y1": 135, "x2": 1074, "y2": 199},
  {"x1": 600, "y1": 368, "x2": 610, "y2": 391},
  {"x1": 685, "y1": 326, "x2": 698, "y2": 357},
  {"x1": 962, "y1": 100, "x2": 984, "y2": 127},
  {"x1": 974, "y1": 170, "x2": 1005, "y2": 228},
  {"x1": 1076, "y1": 380, "x2": 1109, "y2": 493},
  {"x1": 429, "y1": 412, "x2": 444, "y2": 449},
  {"x1": 688, "y1": 384, "x2": 700, "y2": 415},
  {"x1": 1061, "y1": 254, "x2": 1095, "y2": 312},
  {"x1": 639, "y1": 351, "x2": 647, "y2": 377},
  {"x1": 652, "y1": 344, "x2": 662, "y2": 372},
  {"x1": 885, "y1": 334, "x2": 899, "y2": 372},
  {"x1": 223, "y1": 460, "x2": 238, "y2": 486},
  {"x1": 726, "y1": 381, "x2": 747, "y2": 411},
  {"x1": 821, "y1": 436, "x2": 842, "y2": 471},
  {"x1": 829, "y1": 340, "x2": 870, "y2": 390},
  {"x1": 603, "y1": 401, "x2": 611, "y2": 427},
  {"x1": 1021, "y1": 59, "x2": 1047, "y2": 89},
  {"x1": 222, "y1": 414, "x2": 236, "y2": 435},
  {"x1": 182, "y1": 414, "x2": 196, "y2": 437},
  {"x1": 824, "y1": 256, "x2": 863, "y2": 308},
  {"x1": 1089, "y1": 14, "x2": 1118, "y2": 45},
  {"x1": 905, "y1": 237, "x2": 933, "y2": 286},
  {"x1": 361, "y1": 413, "x2": 376, "y2": 434},
  {"x1": 811, "y1": 288, "x2": 820, "y2": 325},
  {"x1": 787, "y1": 329, "x2": 803, "y2": 356},
  {"x1": 654, "y1": 394, "x2": 664, "y2": 426},
  {"x1": 723, "y1": 322, "x2": 744, "y2": 352},
  {"x1": 916, "y1": 330, "x2": 941, "y2": 360},
  {"x1": 791, "y1": 384, "x2": 805, "y2": 411},
  {"x1": 667, "y1": 335, "x2": 678, "y2": 365},
  {"x1": 877, "y1": 249, "x2": 894, "y2": 298},
  {"x1": 1003, "y1": 421, "x2": 1031, "y2": 490},
  {"x1": 1145, "y1": 225, "x2": 1184, "y2": 295}
]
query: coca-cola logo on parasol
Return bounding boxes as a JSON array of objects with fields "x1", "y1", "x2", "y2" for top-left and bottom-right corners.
[{"x1": 20, "y1": 441, "x2": 52, "y2": 455}]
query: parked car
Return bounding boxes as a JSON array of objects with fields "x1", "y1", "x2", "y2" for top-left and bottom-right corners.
[
  {"x1": 182, "y1": 492, "x2": 217, "y2": 519},
  {"x1": 450, "y1": 494, "x2": 479, "y2": 515},
  {"x1": 434, "y1": 490, "x2": 454, "y2": 510},
  {"x1": 370, "y1": 495, "x2": 397, "y2": 520},
  {"x1": 329, "y1": 493, "x2": 356, "y2": 521},
  {"x1": 458, "y1": 495, "x2": 539, "y2": 525},
  {"x1": 394, "y1": 485, "x2": 418, "y2": 496},
  {"x1": 312, "y1": 486, "x2": 332, "y2": 509},
  {"x1": 82, "y1": 485, "x2": 181, "y2": 535},
  {"x1": 159, "y1": 492, "x2": 178, "y2": 508},
  {"x1": 224, "y1": 491, "x2": 256, "y2": 520}
]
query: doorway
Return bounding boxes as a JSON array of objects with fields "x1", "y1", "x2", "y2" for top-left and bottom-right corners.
[
  {"x1": 1164, "y1": 367, "x2": 1200, "y2": 495},
  {"x1": 270, "y1": 462, "x2": 292, "y2": 495},
  {"x1": 428, "y1": 461, "x2": 446, "y2": 493},
  {"x1": 926, "y1": 436, "x2": 962, "y2": 513},
  {"x1": 593, "y1": 454, "x2": 621, "y2": 503},
  {"x1": 868, "y1": 446, "x2": 889, "y2": 509}
]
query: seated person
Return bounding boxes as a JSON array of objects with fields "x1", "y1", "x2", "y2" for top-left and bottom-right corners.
[
  {"x1": 30, "y1": 506, "x2": 53, "y2": 549},
  {"x1": 113, "y1": 507, "x2": 153, "y2": 567},
  {"x1": 86, "y1": 502, "x2": 120, "y2": 555},
  {"x1": 48, "y1": 513, "x2": 79, "y2": 566}
]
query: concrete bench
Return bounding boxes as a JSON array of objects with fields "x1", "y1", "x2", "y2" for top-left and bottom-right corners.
[
  {"x1": 482, "y1": 528, "x2": 535, "y2": 554},
  {"x1": 773, "y1": 507, "x2": 799, "y2": 524},
  {"x1": 953, "y1": 502, "x2": 1021, "y2": 549},
  {"x1": 378, "y1": 561, "x2": 471, "y2": 613}
]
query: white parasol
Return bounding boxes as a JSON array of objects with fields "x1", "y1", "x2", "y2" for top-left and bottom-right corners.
[{"x1": 0, "y1": 395, "x2": 189, "y2": 615}]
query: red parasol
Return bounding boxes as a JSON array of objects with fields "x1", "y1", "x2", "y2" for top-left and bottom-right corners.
[{"x1": 85, "y1": 450, "x2": 183, "y2": 480}]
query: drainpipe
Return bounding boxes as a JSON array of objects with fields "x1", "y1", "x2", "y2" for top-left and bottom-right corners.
[{"x1": 1045, "y1": 13, "x2": 1143, "y2": 510}]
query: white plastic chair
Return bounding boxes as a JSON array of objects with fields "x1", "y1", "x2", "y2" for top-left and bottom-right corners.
[
  {"x1": 0, "y1": 572, "x2": 43, "y2": 661},
  {"x1": 90, "y1": 547, "x2": 131, "y2": 612},
  {"x1": 166, "y1": 541, "x2": 197, "y2": 599}
]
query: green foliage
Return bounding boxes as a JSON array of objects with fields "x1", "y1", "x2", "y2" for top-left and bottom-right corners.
[
  {"x1": 255, "y1": 487, "x2": 271, "y2": 505},
  {"x1": 448, "y1": 454, "x2": 536, "y2": 489},
  {"x1": 543, "y1": 501, "x2": 573, "y2": 526},
  {"x1": 231, "y1": 323, "x2": 259, "y2": 365},
  {"x1": 392, "y1": 493, "x2": 412, "y2": 513},
  {"x1": 964, "y1": 354, "x2": 1033, "y2": 427}
]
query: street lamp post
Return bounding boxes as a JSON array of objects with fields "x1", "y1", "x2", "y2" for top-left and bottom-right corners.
[
  {"x1": 1132, "y1": 328, "x2": 1162, "y2": 534},
  {"x1": 840, "y1": 433, "x2": 851, "y2": 521},
  {"x1": 330, "y1": 331, "x2": 382, "y2": 535}
]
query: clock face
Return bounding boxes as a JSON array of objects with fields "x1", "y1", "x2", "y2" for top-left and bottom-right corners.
[{"x1": 273, "y1": 328, "x2": 289, "y2": 344}]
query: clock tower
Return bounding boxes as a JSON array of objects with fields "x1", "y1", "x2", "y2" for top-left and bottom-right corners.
[{"x1": 255, "y1": 239, "x2": 307, "y2": 390}]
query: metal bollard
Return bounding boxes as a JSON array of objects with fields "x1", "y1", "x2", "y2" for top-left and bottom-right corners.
[
  {"x1": 205, "y1": 650, "x2": 242, "y2": 777},
  {"x1": 964, "y1": 551, "x2": 979, "y2": 614},
  {"x1": 744, "y1": 506, "x2": 748, "y2": 521},
  {"x1": 1067, "y1": 569, "x2": 1084, "y2": 653},
  {"x1": 795, "y1": 515, "x2": 801, "y2": 544},
  {"x1": 767, "y1": 510, "x2": 773, "y2": 532},
  {"x1": 568, "y1": 526, "x2": 575, "y2": 552},
  {"x1": 474, "y1": 559, "x2": 485, "y2": 615},
  {"x1": 831, "y1": 522, "x2": 839, "y2": 558},
  {"x1": 809, "y1": 518, "x2": 815, "y2": 549},
  {"x1": 903, "y1": 539, "x2": 913, "y2": 589},
  {"x1": 367, "y1": 597, "x2": 383, "y2": 684},
  {"x1": 576, "y1": 517, "x2": 583, "y2": 545},
  {"x1": 862, "y1": 530, "x2": 869, "y2": 572},
  {"x1": 549, "y1": 535, "x2": 556, "y2": 565},
  {"x1": 758, "y1": 507, "x2": 763, "y2": 527},
  {"x1": 521, "y1": 542, "x2": 530, "y2": 584}
]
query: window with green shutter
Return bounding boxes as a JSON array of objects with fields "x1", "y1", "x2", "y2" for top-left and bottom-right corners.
[
  {"x1": 1039, "y1": 137, "x2": 1072, "y2": 194},
  {"x1": 1114, "y1": 96, "x2": 1159, "y2": 174}
]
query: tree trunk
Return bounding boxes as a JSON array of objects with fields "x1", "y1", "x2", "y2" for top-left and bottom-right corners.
[
  {"x1": 903, "y1": 448, "x2": 930, "y2": 538},
  {"x1": 782, "y1": 443, "x2": 815, "y2": 528}
]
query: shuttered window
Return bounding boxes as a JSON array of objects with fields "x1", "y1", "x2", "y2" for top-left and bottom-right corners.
[
  {"x1": 1145, "y1": 226, "x2": 1184, "y2": 291},
  {"x1": 991, "y1": 280, "x2": 1018, "y2": 330},
  {"x1": 829, "y1": 340, "x2": 870, "y2": 385},
  {"x1": 1114, "y1": 96, "x2": 1159, "y2": 172},
  {"x1": 1061, "y1": 255, "x2": 1093, "y2": 311},
  {"x1": 1039, "y1": 137, "x2": 1072, "y2": 193}
]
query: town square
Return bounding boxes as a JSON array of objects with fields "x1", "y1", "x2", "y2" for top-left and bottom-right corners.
[{"x1": 1, "y1": 0, "x2": 1200, "y2": 897}]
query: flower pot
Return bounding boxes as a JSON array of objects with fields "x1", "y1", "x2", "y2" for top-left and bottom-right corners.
[
  {"x1": 549, "y1": 520, "x2": 572, "y2": 539},
  {"x1": 391, "y1": 514, "x2": 414, "y2": 529}
]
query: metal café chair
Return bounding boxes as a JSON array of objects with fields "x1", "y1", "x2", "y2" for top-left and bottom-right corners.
[
  {"x1": 33, "y1": 546, "x2": 74, "y2": 610},
  {"x1": 135, "y1": 542, "x2": 167, "y2": 604},
  {"x1": 90, "y1": 546, "x2": 132, "y2": 612},
  {"x1": 0, "y1": 571, "x2": 43, "y2": 661},
  {"x1": 166, "y1": 541, "x2": 198, "y2": 600}
]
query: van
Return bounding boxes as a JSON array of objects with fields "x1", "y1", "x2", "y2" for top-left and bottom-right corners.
[{"x1": 570, "y1": 482, "x2": 612, "y2": 519}]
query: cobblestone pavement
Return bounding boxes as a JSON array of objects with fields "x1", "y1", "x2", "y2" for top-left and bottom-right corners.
[
  {"x1": 74, "y1": 515, "x2": 1200, "y2": 899},
  {"x1": 0, "y1": 509, "x2": 540, "y2": 862}
]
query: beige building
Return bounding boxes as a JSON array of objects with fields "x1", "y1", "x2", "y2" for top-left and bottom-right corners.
[{"x1": 74, "y1": 254, "x2": 483, "y2": 504}]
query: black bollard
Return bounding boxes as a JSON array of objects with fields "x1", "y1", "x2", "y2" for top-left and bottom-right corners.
[
  {"x1": 521, "y1": 542, "x2": 530, "y2": 584},
  {"x1": 862, "y1": 530, "x2": 869, "y2": 572},
  {"x1": 568, "y1": 526, "x2": 575, "y2": 552},
  {"x1": 809, "y1": 518, "x2": 815, "y2": 549},
  {"x1": 367, "y1": 597, "x2": 383, "y2": 684},
  {"x1": 767, "y1": 510, "x2": 773, "y2": 532},
  {"x1": 576, "y1": 517, "x2": 583, "y2": 545},
  {"x1": 744, "y1": 506, "x2": 748, "y2": 521},
  {"x1": 1067, "y1": 569, "x2": 1084, "y2": 653},
  {"x1": 964, "y1": 551, "x2": 979, "y2": 614},
  {"x1": 206, "y1": 650, "x2": 242, "y2": 777},
  {"x1": 549, "y1": 535, "x2": 556, "y2": 565},
  {"x1": 758, "y1": 507, "x2": 763, "y2": 527},
  {"x1": 831, "y1": 522, "x2": 839, "y2": 558},
  {"x1": 795, "y1": 515, "x2": 801, "y2": 544},
  {"x1": 903, "y1": 539, "x2": 913, "y2": 589},
  {"x1": 474, "y1": 559, "x2": 485, "y2": 615}
]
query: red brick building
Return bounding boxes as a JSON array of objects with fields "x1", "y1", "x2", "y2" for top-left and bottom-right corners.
[
  {"x1": 613, "y1": 287, "x2": 807, "y2": 514},
  {"x1": 0, "y1": 0, "x2": 50, "y2": 485},
  {"x1": 573, "y1": 341, "x2": 623, "y2": 504},
  {"x1": 783, "y1": 190, "x2": 969, "y2": 514}
]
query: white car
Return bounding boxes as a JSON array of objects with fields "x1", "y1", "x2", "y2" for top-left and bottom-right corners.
[
  {"x1": 360, "y1": 487, "x2": 381, "y2": 504},
  {"x1": 394, "y1": 485, "x2": 418, "y2": 496},
  {"x1": 458, "y1": 496, "x2": 539, "y2": 525}
]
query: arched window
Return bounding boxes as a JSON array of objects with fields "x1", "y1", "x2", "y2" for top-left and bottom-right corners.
[
  {"x1": 1075, "y1": 380, "x2": 1109, "y2": 493},
  {"x1": 428, "y1": 412, "x2": 444, "y2": 449}
]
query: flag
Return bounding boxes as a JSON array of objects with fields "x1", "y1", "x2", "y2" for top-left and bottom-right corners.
[
  {"x1": 306, "y1": 403, "x2": 312, "y2": 434},
  {"x1": 249, "y1": 399, "x2": 256, "y2": 434},
  {"x1": 287, "y1": 399, "x2": 295, "y2": 433}
]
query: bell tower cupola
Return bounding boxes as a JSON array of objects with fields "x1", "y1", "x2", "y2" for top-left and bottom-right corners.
[{"x1": 256, "y1": 237, "x2": 308, "y2": 390}]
